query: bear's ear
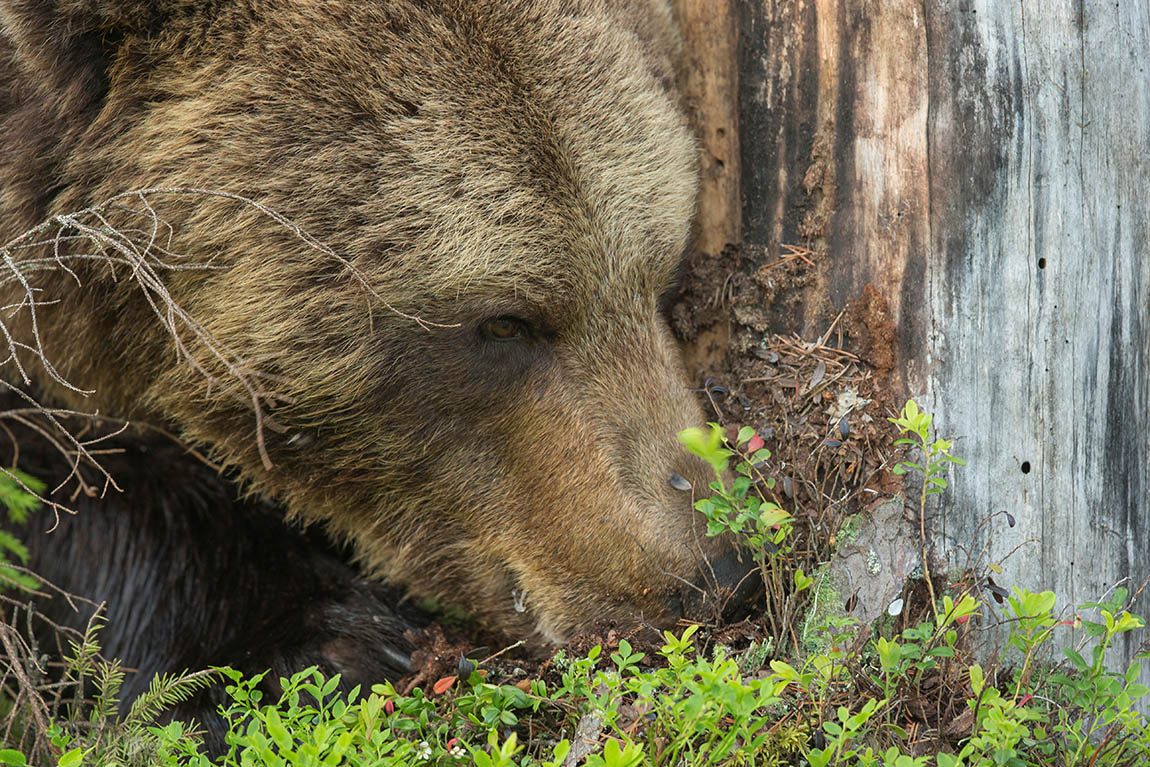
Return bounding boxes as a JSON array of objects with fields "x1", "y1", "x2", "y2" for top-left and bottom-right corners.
[{"x1": 1, "y1": 1, "x2": 172, "y2": 106}]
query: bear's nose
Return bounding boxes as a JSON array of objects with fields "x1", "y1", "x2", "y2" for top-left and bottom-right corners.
[
  {"x1": 671, "y1": 544, "x2": 759, "y2": 623},
  {"x1": 704, "y1": 545, "x2": 760, "y2": 612}
]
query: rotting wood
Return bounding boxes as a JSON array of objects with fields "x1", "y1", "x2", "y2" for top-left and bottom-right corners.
[
  {"x1": 738, "y1": 0, "x2": 931, "y2": 390},
  {"x1": 673, "y1": 0, "x2": 741, "y2": 379}
]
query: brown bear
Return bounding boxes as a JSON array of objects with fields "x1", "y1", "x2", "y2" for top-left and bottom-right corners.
[{"x1": 0, "y1": 0, "x2": 745, "y2": 741}]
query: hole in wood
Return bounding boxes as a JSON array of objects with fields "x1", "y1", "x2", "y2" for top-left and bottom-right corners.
[
  {"x1": 1038, "y1": 257, "x2": 1047, "y2": 269},
  {"x1": 1021, "y1": 461, "x2": 1032, "y2": 474}
]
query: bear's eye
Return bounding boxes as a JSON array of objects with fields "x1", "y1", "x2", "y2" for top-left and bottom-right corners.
[{"x1": 481, "y1": 316, "x2": 528, "y2": 341}]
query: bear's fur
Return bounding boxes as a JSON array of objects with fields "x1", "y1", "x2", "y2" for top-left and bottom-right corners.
[
  {"x1": 0, "y1": 0, "x2": 743, "y2": 731},
  {"x1": 8, "y1": 401, "x2": 424, "y2": 731}
]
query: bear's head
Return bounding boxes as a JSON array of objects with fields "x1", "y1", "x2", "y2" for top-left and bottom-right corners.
[{"x1": 0, "y1": 0, "x2": 746, "y2": 642}]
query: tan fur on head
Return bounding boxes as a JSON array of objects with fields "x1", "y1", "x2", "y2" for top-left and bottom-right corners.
[{"x1": 0, "y1": 0, "x2": 732, "y2": 641}]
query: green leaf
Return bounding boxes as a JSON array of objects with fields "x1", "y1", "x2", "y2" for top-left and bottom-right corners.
[
  {"x1": 808, "y1": 748, "x2": 834, "y2": 767},
  {"x1": 0, "y1": 469, "x2": 45, "y2": 521},
  {"x1": 0, "y1": 750, "x2": 26, "y2": 766},
  {"x1": 969, "y1": 664, "x2": 985, "y2": 696},
  {"x1": 884, "y1": 723, "x2": 910, "y2": 740},
  {"x1": 57, "y1": 749, "x2": 84, "y2": 767},
  {"x1": 731, "y1": 476, "x2": 751, "y2": 499},
  {"x1": 678, "y1": 424, "x2": 730, "y2": 479}
]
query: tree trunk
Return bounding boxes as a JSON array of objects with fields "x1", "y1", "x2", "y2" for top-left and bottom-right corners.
[{"x1": 694, "y1": 0, "x2": 1150, "y2": 688}]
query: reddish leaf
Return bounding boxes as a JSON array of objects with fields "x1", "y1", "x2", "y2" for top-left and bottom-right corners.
[{"x1": 433, "y1": 676, "x2": 458, "y2": 695}]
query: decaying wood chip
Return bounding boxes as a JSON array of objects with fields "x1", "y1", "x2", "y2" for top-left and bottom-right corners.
[{"x1": 562, "y1": 710, "x2": 604, "y2": 767}]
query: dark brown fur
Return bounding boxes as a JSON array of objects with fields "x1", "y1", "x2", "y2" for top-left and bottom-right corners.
[
  {"x1": 0, "y1": 0, "x2": 739, "y2": 677},
  {"x1": 5, "y1": 401, "x2": 423, "y2": 746}
]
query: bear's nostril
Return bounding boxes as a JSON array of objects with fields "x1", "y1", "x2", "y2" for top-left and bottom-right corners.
[{"x1": 695, "y1": 545, "x2": 760, "y2": 618}]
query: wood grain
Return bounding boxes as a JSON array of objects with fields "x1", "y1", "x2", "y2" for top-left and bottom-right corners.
[
  {"x1": 926, "y1": 0, "x2": 1150, "y2": 679},
  {"x1": 738, "y1": 0, "x2": 1150, "y2": 686},
  {"x1": 674, "y1": 0, "x2": 741, "y2": 376}
]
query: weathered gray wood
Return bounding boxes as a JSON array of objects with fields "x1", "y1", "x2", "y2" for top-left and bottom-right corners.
[
  {"x1": 735, "y1": 0, "x2": 1150, "y2": 682},
  {"x1": 927, "y1": 0, "x2": 1150, "y2": 669}
]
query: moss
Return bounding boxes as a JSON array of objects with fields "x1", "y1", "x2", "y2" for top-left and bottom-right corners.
[
  {"x1": 798, "y1": 566, "x2": 850, "y2": 653},
  {"x1": 834, "y1": 512, "x2": 864, "y2": 548}
]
